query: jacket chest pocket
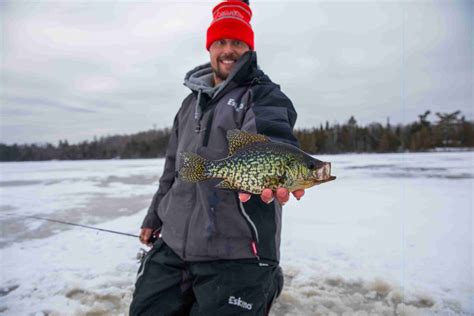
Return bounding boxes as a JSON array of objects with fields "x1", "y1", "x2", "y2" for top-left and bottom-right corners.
[{"x1": 204, "y1": 89, "x2": 252, "y2": 149}]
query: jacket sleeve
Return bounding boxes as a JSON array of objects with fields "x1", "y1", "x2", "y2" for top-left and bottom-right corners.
[
  {"x1": 141, "y1": 113, "x2": 179, "y2": 229},
  {"x1": 241, "y1": 83, "x2": 299, "y2": 147}
]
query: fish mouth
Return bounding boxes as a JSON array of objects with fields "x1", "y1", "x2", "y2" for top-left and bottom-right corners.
[{"x1": 314, "y1": 162, "x2": 335, "y2": 182}]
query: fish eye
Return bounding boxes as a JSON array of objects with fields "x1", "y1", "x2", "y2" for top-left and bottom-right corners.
[{"x1": 308, "y1": 161, "x2": 316, "y2": 170}]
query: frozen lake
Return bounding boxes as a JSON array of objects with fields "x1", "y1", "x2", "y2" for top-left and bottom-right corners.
[{"x1": 0, "y1": 152, "x2": 473, "y2": 315}]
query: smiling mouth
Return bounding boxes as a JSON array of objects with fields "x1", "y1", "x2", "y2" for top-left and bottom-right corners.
[{"x1": 219, "y1": 59, "x2": 236, "y2": 66}]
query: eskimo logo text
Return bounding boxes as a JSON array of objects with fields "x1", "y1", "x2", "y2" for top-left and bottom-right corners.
[
  {"x1": 228, "y1": 296, "x2": 253, "y2": 310},
  {"x1": 227, "y1": 98, "x2": 244, "y2": 112}
]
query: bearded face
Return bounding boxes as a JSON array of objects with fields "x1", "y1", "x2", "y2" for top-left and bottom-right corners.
[{"x1": 209, "y1": 39, "x2": 250, "y2": 85}]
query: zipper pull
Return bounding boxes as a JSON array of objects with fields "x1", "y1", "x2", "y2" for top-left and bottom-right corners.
[
  {"x1": 195, "y1": 89, "x2": 203, "y2": 133},
  {"x1": 251, "y1": 241, "x2": 260, "y2": 260}
]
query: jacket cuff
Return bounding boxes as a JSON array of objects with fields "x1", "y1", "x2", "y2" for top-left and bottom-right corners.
[{"x1": 141, "y1": 211, "x2": 162, "y2": 229}]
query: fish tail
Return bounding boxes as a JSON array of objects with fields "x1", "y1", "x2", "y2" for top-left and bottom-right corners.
[{"x1": 179, "y1": 152, "x2": 211, "y2": 182}]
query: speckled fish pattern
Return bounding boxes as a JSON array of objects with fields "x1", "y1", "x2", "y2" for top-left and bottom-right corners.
[{"x1": 179, "y1": 129, "x2": 335, "y2": 194}]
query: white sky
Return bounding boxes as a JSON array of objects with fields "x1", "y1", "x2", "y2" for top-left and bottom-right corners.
[{"x1": 1, "y1": 0, "x2": 472, "y2": 145}]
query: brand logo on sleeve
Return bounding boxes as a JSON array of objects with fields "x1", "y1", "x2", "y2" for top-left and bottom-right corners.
[{"x1": 228, "y1": 296, "x2": 253, "y2": 310}]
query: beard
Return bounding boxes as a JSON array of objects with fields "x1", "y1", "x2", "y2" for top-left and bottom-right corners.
[
  {"x1": 212, "y1": 53, "x2": 239, "y2": 83},
  {"x1": 212, "y1": 65, "x2": 229, "y2": 82}
]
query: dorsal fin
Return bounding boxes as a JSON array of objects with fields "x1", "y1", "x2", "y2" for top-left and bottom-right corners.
[{"x1": 226, "y1": 129, "x2": 269, "y2": 156}]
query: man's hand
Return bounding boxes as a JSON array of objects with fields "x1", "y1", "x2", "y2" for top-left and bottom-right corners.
[
  {"x1": 238, "y1": 188, "x2": 305, "y2": 205},
  {"x1": 139, "y1": 228, "x2": 154, "y2": 246}
]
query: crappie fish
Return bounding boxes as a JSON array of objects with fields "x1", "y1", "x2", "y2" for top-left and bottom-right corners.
[{"x1": 179, "y1": 129, "x2": 336, "y2": 194}]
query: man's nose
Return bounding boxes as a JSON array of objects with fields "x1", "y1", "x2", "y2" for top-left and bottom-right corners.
[{"x1": 222, "y1": 42, "x2": 235, "y2": 54}]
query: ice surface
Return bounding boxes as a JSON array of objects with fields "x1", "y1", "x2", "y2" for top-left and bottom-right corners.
[
  {"x1": 0, "y1": 159, "x2": 163, "y2": 247},
  {"x1": 0, "y1": 152, "x2": 472, "y2": 315}
]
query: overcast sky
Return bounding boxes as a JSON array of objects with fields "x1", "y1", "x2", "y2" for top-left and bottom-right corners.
[{"x1": 1, "y1": 0, "x2": 472, "y2": 145}]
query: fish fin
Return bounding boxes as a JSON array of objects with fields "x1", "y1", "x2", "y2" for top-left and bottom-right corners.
[
  {"x1": 226, "y1": 129, "x2": 269, "y2": 156},
  {"x1": 215, "y1": 179, "x2": 239, "y2": 190},
  {"x1": 178, "y1": 152, "x2": 211, "y2": 182}
]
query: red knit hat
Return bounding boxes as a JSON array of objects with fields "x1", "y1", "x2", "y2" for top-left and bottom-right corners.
[{"x1": 206, "y1": 0, "x2": 254, "y2": 51}]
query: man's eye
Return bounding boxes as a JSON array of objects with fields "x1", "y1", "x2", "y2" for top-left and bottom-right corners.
[{"x1": 232, "y1": 40, "x2": 242, "y2": 47}]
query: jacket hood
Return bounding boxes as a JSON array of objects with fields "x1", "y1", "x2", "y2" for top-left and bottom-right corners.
[{"x1": 183, "y1": 63, "x2": 218, "y2": 97}]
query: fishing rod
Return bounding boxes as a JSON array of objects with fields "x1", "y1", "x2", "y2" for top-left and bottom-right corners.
[
  {"x1": 20, "y1": 214, "x2": 160, "y2": 261},
  {"x1": 24, "y1": 215, "x2": 140, "y2": 238}
]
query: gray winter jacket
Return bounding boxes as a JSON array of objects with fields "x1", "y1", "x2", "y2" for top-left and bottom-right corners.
[{"x1": 141, "y1": 51, "x2": 298, "y2": 262}]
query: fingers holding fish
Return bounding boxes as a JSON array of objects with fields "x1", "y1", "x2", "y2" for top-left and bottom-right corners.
[
  {"x1": 261, "y1": 188, "x2": 274, "y2": 203},
  {"x1": 240, "y1": 189, "x2": 274, "y2": 204},
  {"x1": 275, "y1": 188, "x2": 290, "y2": 204},
  {"x1": 292, "y1": 189, "x2": 305, "y2": 201},
  {"x1": 238, "y1": 192, "x2": 252, "y2": 203},
  {"x1": 240, "y1": 187, "x2": 304, "y2": 205}
]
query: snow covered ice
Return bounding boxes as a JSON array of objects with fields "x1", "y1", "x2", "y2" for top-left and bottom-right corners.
[{"x1": 0, "y1": 152, "x2": 472, "y2": 315}]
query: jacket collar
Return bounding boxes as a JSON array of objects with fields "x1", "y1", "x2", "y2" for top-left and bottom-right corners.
[{"x1": 183, "y1": 51, "x2": 261, "y2": 99}]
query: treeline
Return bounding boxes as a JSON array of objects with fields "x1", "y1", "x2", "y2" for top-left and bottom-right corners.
[
  {"x1": 0, "y1": 129, "x2": 172, "y2": 161},
  {"x1": 295, "y1": 110, "x2": 474, "y2": 154},
  {"x1": 0, "y1": 110, "x2": 473, "y2": 162}
]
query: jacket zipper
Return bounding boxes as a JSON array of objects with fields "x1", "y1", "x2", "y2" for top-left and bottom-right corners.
[
  {"x1": 194, "y1": 89, "x2": 203, "y2": 133},
  {"x1": 183, "y1": 69, "x2": 262, "y2": 259},
  {"x1": 237, "y1": 197, "x2": 260, "y2": 259}
]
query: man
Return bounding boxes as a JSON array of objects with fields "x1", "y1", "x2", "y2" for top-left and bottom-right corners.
[{"x1": 130, "y1": 1, "x2": 303, "y2": 315}]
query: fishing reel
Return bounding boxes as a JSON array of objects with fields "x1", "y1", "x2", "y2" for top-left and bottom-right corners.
[
  {"x1": 136, "y1": 248, "x2": 148, "y2": 263},
  {"x1": 135, "y1": 229, "x2": 161, "y2": 263}
]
